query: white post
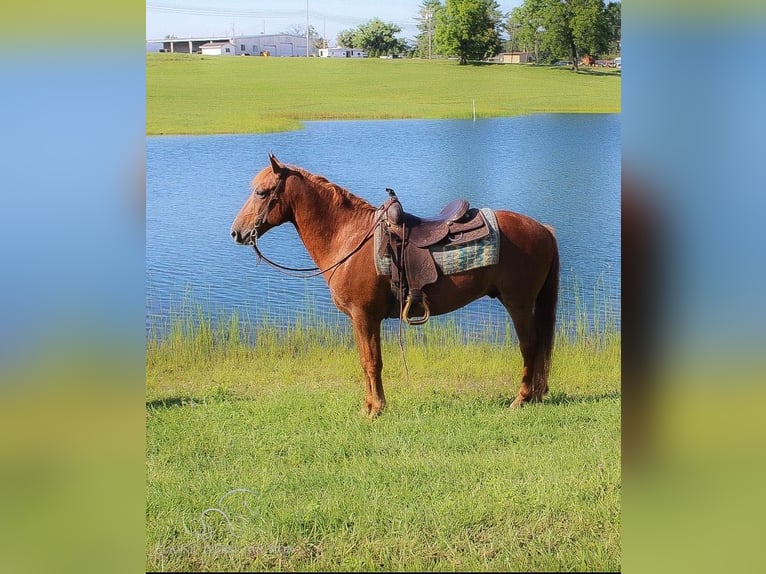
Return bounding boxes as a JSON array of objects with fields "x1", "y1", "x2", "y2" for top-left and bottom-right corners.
[{"x1": 472, "y1": 99, "x2": 476, "y2": 122}]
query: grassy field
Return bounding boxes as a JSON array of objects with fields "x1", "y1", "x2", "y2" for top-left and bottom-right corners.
[
  {"x1": 146, "y1": 54, "x2": 621, "y2": 135},
  {"x1": 146, "y1": 316, "x2": 620, "y2": 571}
]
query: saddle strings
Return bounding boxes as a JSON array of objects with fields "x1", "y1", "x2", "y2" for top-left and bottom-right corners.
[{"x1": 396, "y1": 236, "x2": 411, "y2": 385}]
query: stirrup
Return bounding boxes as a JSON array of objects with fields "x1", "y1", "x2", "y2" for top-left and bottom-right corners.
[{"x1": 402, "y1": 295, "x2": 430, "y2": 326}]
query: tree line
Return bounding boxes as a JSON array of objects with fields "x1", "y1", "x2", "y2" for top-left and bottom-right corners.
[{"x1": 321, "y1": 0, "x2": 620, "y2": 69}]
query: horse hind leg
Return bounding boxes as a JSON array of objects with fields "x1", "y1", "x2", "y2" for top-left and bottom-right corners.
[
  {"x1": 502, "y1": 240, "x2": 558, "y2": 408},
  {"x1": 497, "y1": 295, "x2": 550, "y2": 407},
  {"x1": 505, "y1": 306, "x2": 541, "y2": 408}
]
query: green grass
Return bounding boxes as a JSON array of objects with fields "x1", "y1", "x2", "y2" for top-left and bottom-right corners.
[
  {"x1": 146, "y1": 314, "x2": 620, "y2": 571},
  {"x1": 146, "y1": 54, "x2": 621, "y2": 135}
]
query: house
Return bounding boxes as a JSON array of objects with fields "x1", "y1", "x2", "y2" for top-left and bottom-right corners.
[
  {"x1": 498, "y1": 51, "x2": 532, "y2": 64},
  {"x1": 200, "y1": 41, "x2": 235, "y2": 56},
  {"x1": 317, "y1": 47, "x2": 366, "y2": 58}
]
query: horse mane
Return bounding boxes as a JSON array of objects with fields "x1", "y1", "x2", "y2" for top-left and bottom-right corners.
[{"x1": 290, "y1": 166, "x2": 375, "y2": 212}]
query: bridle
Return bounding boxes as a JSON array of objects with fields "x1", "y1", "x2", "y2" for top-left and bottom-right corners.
[
  {"x1": 250, "y1": 169, "x2": 288, "y2": 235},
  {"x1": 247, "y1": 169, "x2": 394, "y2": 279}
]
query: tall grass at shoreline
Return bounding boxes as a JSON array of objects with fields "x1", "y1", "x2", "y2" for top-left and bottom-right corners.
[
  {"x1": 147, "y1": 277, "x2": 619, "y2": 369},
  {"x1": 146, "y1": 300, "x2": 619, "y2": 411}
]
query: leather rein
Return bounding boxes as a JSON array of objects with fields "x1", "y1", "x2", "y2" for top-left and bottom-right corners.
[{"x1": 248, "y1": 171, "x2": 394, "y2": 279}]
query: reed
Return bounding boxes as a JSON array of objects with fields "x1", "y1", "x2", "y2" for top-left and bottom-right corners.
[{"x1": 147, "y1": 284, "x2": 619, "y2": 362}]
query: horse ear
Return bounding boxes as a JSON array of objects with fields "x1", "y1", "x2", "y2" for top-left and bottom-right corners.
[{"x1": 269, "y1": 152, "x2": 283, "y2": 174}]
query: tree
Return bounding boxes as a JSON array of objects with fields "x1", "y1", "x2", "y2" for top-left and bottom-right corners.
[
  {"x1": 505, "y1": 20, "x2": 521, "y2": 53},
  {"x1": 413, "y1": 0, "x2": 444, "y2": 58},
  {"x1": 351, "y1": 18, "x2": 408, "y2": 57},
  {"x1": 604, "y1": 1, "x2": 621, "y2": 55},
  {"x1": 435, "y1": 0, "x2": 504, "y2": 65},
  {"x1": 509, "y1": 0, "x2": 547, "y2": 61},
  {"x1": 512, "y1": 0, "x2": 614, "y2": 70},
  {"x1": 336, "y1": 28, "x2": 357, "y2": 48}
]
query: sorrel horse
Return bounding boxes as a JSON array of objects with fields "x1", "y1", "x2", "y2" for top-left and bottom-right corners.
[{"x1": 231, "y1": 154, "x2": 559, "y2": 417}]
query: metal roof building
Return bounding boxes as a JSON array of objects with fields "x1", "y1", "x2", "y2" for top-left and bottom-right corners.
[{"x1": 148, "y1": 34, "x2": 315, "y2": 57}]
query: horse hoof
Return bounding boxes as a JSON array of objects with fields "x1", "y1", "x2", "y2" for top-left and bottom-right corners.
[
  {"x1": 360, "y1": 405, "x2": 384, "y2": 418},
  {"x1": 509, "y1": 396, "x2": 525, "y2": 409}
]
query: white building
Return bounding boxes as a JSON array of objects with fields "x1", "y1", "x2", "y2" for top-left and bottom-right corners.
[
  {"x1": 200, "y1": 41, "x2": 236, "y2": 56},
  {"x1": 151, "y1": 34, "x2": 314, "y2": 57},
  {"x1": 318, "y1": 47, "x2": 366, "y2": 58},
  {"x1": 235, "y1": 34, "x2": 313, "y2": 57}
]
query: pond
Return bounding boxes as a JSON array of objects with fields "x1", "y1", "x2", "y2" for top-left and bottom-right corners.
[{"x1": 147, "y1": 114, "x2": 620, "y2": 341}]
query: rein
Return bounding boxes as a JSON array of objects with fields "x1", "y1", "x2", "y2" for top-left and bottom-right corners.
[
  {"x1": 250, "y1": 225, "x2": 378, "y2": 278},
  {"x1": 248, "y1": 178, "x2": 395, "y2": 279}
]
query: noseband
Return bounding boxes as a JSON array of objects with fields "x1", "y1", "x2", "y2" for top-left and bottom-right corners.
[
  {"x1": 250, "y1": 170, "x2": 288, "y2": 240},
  {"x1": 248, "y1": 168, "x2": 329, "y2": 275},
  {"x1": 246, "y1": 172, "x2": 389, "y2": 278}
]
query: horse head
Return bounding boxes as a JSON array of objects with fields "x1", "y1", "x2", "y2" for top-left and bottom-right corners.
[{"x1": 230, "y1": 153, "x2": 293, "y2": 244}]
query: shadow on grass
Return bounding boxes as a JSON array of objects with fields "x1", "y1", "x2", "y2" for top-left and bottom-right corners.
[
  {"x1": 146, "y1": 396, "x2": 201, "y2": 410},
  {"x1": 544, "y1": 390, "x2": 621, "y2": 406},
  {"x1": 146, "y1": 391, "x2": 620, "y2": 414},
  {"x1": 578, "y1": 67, "x2": 621, "y2": 77},
  {"x1": 547, "y1": 65, "x2": 620, "y2": 77},
  {"x1": 497, "y1": 390, "x2": 621, "y2": 408}
]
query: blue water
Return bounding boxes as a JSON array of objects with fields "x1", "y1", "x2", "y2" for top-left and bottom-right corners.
[{"x1": 147, "y1": 115, "x2": 620, "y2": 340}]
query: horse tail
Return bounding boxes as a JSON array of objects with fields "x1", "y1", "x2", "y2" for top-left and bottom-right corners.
[{"x1": 533, "y1": 225, "x2": 559, "y2": 396}]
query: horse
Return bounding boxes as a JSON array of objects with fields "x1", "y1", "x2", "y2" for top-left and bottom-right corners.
[{"x1": 231, "y1": 153, "x2": 559, "y2": 417}]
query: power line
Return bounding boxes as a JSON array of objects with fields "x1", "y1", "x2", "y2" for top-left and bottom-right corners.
[
  {"x1": 147, "y1": 3, "x2": 416, "y2": 30},
  {"x1": 147, "y1": 2, "x2": 368, "y2": 26}
]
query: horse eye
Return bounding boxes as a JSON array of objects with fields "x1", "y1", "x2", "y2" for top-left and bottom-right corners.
[{"x1": 254, "y1": 189, "x2": 269, "y2": 199}]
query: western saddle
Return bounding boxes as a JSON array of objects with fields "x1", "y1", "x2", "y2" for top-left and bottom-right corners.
[{"x1": 378, "y1": 188, "x2": 490, "y2": 325}]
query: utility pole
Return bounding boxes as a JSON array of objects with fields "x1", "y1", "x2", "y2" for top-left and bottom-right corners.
[
  {"x1": 425, "y1": 10, "x2": 433, "y2": 59},
  {"x1": 306, "y1": 0, "x2": 310, "y2": 57}
]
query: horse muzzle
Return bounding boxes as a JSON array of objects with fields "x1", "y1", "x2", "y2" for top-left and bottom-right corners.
[{"x1": 230, "y1": 226, "x2": 257, "y2": 245}]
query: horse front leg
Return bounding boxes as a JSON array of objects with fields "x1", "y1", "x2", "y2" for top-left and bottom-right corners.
[{"x1": 350, "y1": 314, "x2": 386, "y2": 417}]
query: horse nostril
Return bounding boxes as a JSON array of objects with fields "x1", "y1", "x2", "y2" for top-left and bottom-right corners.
[{"x1": 231, "y1": 229, "x2": 241, "y2": 243}]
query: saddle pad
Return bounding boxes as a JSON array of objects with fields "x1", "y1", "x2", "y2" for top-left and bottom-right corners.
[{"x1": 374, "y1": 208, "x2": 500, "y2": 276}]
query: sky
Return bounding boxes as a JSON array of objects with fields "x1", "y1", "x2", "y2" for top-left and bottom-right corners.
[{"x1": 146, "y1": 0, "x2": 522, "y2": 43}]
